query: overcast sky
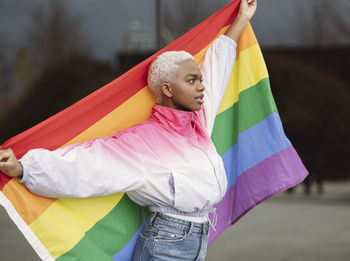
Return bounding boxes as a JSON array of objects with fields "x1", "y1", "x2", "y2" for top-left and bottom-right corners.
[{"x1": 0, "y1": 0, "x2": 349, "y2": 61}]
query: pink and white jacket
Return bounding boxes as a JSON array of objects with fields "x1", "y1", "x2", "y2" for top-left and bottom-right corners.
[{"x1": 19, "y1": 35, "x2": 237, "y2": 220}]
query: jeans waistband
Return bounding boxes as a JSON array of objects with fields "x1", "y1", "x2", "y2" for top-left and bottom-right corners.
[{"x1": 149, "y1": 212, "x2": 210, "y2": 235}]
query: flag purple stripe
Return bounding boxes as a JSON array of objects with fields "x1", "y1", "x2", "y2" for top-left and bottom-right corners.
[
  {"x1": 208, "y1": 145, "x2": 308, "y2": 245},
  {"x1": 221, "y1": 112, "x2": 292, "y2": 190}
]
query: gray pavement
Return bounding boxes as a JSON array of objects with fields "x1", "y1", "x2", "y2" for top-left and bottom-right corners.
[
  {"x1": 1, "y1": 181, "x2": 350, "y2": 261},
  {"x1": 206, "y1": 181, "x2": 350, "y2": 261}
]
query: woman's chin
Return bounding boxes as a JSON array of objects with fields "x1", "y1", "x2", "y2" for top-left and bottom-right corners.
[{"x1": 192, "y1": 104, "x2": 202, "y2": 111}]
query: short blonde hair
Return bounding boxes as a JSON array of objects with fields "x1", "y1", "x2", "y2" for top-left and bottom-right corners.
[{"x1": 147, "y1": 51, "x2": 194, "y2": 103}]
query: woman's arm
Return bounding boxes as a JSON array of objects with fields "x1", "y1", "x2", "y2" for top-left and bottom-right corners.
[
  {"x1": 199, "y1": 0, "x2": 257, "y2": 135},
  {"x1": 0, "y1": 134, "x2": 147, "y2": 198}
]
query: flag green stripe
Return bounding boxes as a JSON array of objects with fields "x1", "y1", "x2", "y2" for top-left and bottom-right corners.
[
  {"x1": 212, "y1": 78, "x2": 277, "y2": 155},
  {"x1": 56, "y1": 194, "x2": 148, "y2": 261}
]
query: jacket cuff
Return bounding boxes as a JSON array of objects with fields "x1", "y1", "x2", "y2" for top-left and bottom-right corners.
[
  {"x1": 18, "y1": 160, "x2": 29, "y2": 184},
  {"x1": 218, "y1": 34, "x2": 237, "y2": 48}
]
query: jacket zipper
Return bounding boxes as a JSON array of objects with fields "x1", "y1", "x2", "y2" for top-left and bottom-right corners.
[{"x1": 188, "y1": 112, "x2": 222, "y2": 201}]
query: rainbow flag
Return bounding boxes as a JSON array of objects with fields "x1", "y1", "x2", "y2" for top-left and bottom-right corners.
[{"x1": 0, "y1": 1, "x2": 307, "y2": 260}]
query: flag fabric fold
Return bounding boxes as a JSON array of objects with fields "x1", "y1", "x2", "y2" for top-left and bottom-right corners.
[{"x1": 0, "y1": 1, "x2": 307, "y2": 260}]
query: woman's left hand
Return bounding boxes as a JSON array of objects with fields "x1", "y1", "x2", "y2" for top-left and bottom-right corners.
[{"x1": 238, "y1": 0, "x2": 257, "y2": 21}]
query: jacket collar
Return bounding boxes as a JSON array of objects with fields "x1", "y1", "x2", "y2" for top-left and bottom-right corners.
[{"x1": 151, "y1": 104, "x2": 194, "y2": 136}]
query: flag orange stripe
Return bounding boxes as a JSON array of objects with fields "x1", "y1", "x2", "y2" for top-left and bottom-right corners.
[
  {"x1": 236, "y1": 24, "x2": 257, "y2": 58},
  {"x1": 2, "y1": 179, "x2": 54, "y2": 224},
  {"x1": 194, "y1": 24, "x2": 257, "y2": 64}
]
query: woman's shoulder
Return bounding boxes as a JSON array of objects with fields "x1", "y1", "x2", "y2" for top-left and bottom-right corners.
[
  {"x1": 100, "y1": 119, "x2": 161, "y2": 155},
  {"x1": 113, "y1": 118, "x2": 158, "y2": 137},
  {"x1": 104, "y1": 118, "x2": 160, "y2": 149}
]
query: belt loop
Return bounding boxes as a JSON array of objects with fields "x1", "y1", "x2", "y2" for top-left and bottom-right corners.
[
  {"x1": 149, "y1": 212, "x2": 158, "y2": 225},
  {"x1": 187, "y1": 222, "x2": 194, "y2": 236},
  {"x1": 202, "y1": 222, "x2": 209, "y2": 235}
]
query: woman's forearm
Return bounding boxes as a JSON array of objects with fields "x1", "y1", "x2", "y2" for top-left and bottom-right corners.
[
  {"x1": 224, "y1": 13, "x2": 250, "y2": 42},
  {"x1": 18, "y1": 138, "x2": 146, "y2": 198}
]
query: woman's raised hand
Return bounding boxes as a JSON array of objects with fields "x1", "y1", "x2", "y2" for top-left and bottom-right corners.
[
  {"x1": 0, "y1": 149, "x2": 23, "y2": 178},
  {"x1": 239, "y1": 0, "x2": 257, "y2": 21},
  {"x1": 224, "y1": 0, "x2": 258, "y2": 41}
]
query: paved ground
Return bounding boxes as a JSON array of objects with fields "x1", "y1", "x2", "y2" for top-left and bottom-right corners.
[
  {"x1": 1, "y1": 181, "x2": 350, "y2": 261},
  {"x1": 206, "y1": 181, "x2": 350, "y2": 261}
]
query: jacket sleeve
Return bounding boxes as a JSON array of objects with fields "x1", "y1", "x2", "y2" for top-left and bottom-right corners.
[
  {"x1": 18, "y1": 133, "x2": 147, "y2": 198},
  {"x1": 200, "y1": 34, "x2": 237, "y2": 135}
]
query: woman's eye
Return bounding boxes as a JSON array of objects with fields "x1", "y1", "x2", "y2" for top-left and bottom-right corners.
[
  {"x1": 200, "y1": 79, "x2": 203, "y2": 83},
  {"x1": 189, "y1": 79, "x2": 195, "y2": 83}
]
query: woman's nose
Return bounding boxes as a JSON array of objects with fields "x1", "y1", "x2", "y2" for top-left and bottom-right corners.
[{"x1": 198, "y1": 82, "x2": 205, "y2": 91}]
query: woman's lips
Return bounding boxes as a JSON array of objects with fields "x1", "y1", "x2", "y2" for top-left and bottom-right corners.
[{"x1": 195, "y1": 94, "x2": 204, "y2": 104}]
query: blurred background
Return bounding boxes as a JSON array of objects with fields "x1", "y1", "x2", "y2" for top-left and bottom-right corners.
[{"x1": 0, "y1": 0, "x2": 349, "y2": 260}]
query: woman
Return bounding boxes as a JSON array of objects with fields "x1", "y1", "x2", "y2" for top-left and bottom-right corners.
[{"x1": 0, "y1": 1, "x2": 257, "y2": 260}]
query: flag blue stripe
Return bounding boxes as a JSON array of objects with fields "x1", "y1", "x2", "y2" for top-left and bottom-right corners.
[{"x1": 221, "y1": 112, "x2": 292, "y2": 190}]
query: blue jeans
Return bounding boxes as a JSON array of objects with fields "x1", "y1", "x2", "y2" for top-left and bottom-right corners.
[{"x1": 132, "y1": 212, "x2": 209, "y2": 261}]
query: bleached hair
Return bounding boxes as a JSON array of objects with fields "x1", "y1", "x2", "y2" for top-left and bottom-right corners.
[{"x1": 147, "y1": 51, "x2": 194, "y2": 103}]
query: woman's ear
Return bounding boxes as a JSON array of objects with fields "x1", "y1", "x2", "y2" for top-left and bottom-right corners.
[{"x1": 161, "y1": 83, "x2": 173, "y2": 98}]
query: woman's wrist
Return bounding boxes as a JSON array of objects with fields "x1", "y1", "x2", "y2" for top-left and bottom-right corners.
[
  {"x1": 224, "y1": 13, "x2": 249, "y2": 42},
  {"x1": 18, "y1": 161, "x2": 24, "y2": 179},
  {"x1": 236, "y1": 12, "x2": 250, "y2": 24},
  {"x1": 235, "y1": 13, "x2": 250, "y2": 31}
]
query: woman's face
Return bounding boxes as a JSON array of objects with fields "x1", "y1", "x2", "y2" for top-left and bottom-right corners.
[{"x1": 165, "y1": 59, "x2": 205, "y2": 111}]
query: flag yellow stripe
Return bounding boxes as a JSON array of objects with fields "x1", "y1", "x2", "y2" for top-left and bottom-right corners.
[
  {"x1": 29, "y1": 193, "x2": 124, "y2": 258},
  {"x1": 218, "y1": 44, "x2": 269, "y2": 114}
]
